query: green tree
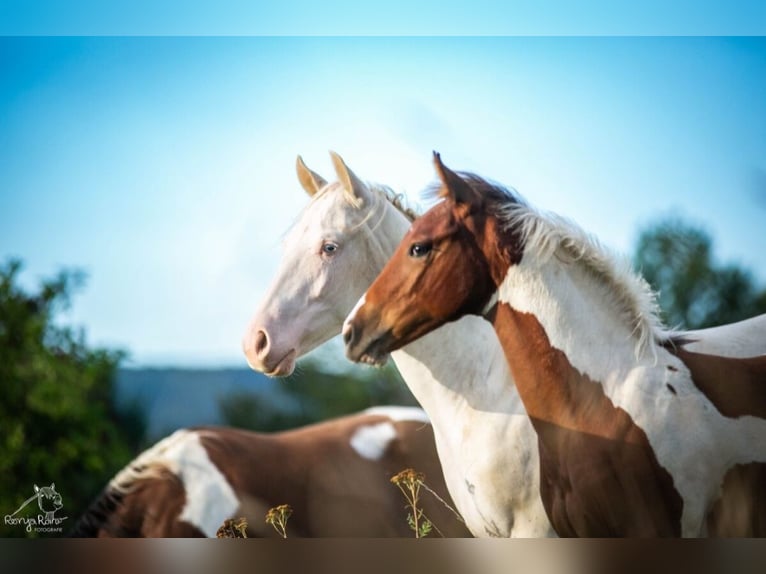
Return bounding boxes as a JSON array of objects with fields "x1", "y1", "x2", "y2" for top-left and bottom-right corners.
[
  {"x1": 634, "y1": 218, "x2": 766, "y2": 329},
  {"x1": 219, "y1": 357, "x2": 418, "y2": 432},
  {"x1": 0, "y1": 259, "x2": 145, "y2": 537}
]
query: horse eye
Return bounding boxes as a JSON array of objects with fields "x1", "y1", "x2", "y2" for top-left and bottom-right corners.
[
  {"x1": 322, "y1": 242, "x2": 338, "y2": 255},
  {"x1": 408, "y1": 242, "x2": 432, "y2": 258}
]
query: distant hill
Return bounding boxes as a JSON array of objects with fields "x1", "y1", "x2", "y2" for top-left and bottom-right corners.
[{"x1": 114, "y1": 367, "x2": 290, "y2": 441}]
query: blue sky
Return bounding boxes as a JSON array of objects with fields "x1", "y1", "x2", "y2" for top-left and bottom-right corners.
[
  {"x1": 1, "y1": 1, "x2": 765, "y2": 35},
  {"x1": 1, "y1": 35, "x2": 765, "y2": 366}
]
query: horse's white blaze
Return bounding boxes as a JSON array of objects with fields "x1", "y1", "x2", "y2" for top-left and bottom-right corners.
[
  {"x1": 497, "y1": 256, "x2": 766, "y2": 536},
  {"x1": 350, "y1": 421, "x2": 398, "y2": 460},
  {"x1": 363, "y1": 405, "x2": 430, "y2": 424},
  {"x1": 344, "y1": 294, "x2": 366, "y2": 331}
]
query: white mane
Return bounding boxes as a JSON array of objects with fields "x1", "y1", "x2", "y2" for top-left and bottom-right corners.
[
  {"x1": 496, "y1": 196, "x2": 668, "y2": 358},
  {"x1": 314, "y1": 180, "x2": 417, "y2": 221}
]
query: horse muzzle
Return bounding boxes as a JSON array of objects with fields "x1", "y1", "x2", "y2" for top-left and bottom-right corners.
[{"x1": 242, "y1": 327, "x2": 298, "y2": 377}]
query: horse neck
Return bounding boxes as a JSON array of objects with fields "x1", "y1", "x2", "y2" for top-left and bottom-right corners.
[
  {"x1": 490, "y1": 255, "x2": 658, "y2": 427},
  {"x1": 392, "y1": 316, "x2": 523, "y2": 411}
]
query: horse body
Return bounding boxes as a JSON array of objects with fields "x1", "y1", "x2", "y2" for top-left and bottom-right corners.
[
  {"x1": 673, "y1": 314, "x2": 766, "y2": 359},
  {"x1": 495, "y1": 250, "x2": 766, "y2": 535},
  {"x1": 71, "y1": 407, "x2": 469, "y2": 537},
  {"x1": 242, "y1": 154, "x2": 553, "y2": 537},
  {"x1": 343, "y1": 153, "x2": 766, "y2": 536}
]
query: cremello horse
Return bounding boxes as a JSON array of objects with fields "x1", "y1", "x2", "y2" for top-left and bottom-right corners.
[
  {"x1": 344, "y1": 153, "x2": 766, "y2": 537},
  {"x1": 242, "y1": 153, "x2": 554, "y2": 537}
]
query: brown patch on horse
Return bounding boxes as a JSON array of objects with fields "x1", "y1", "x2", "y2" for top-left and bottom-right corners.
[
  {"x1": 667, "y1": 344, "x2": 766, "y2": 419},
  {"x1": 706, "y1": 462, "x2": 766, "y2": 536},
  {"x1": 72, "y1": 467, "x2": 203, "y2": 537},
  {"x1": 490, "y1": 303, "x2": 683, "y2": 536},
  {"x1": 136, "y1": 471, "x2": 204, "y2": 537},
  {"x1": 199, "y1": 421, "x2": 469, "y2": 538}
]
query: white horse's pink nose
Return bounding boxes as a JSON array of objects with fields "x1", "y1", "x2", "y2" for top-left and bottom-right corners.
[
  {"x1": 243, "y1": 323, "x2": 298, "y2": 377},
  {"x1": 243, "y1": 328, "x2": 271, "y2": 369},
  {"x1": 254, "y1": 329, "x2": 269, "y2": 357}
]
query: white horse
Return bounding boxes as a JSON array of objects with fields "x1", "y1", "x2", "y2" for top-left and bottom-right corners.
[{"x1": 242, "y1": 153, "x2": 554, "y2": 537}]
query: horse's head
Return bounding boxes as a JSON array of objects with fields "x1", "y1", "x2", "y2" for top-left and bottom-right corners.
[
  {"x1": 35, "y1": 483, "x2": 63, "y2": 513},
  {"x1": 243, "y1": 152, "x2": 406, "y2": 376},
  {"x1": 343, "y1": 153, "x2": 519, "y2": 366}
]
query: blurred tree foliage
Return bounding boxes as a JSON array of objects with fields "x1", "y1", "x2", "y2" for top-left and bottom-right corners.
[
  {"x1": 220, "y1": 357, "x2": 418, "y2": 432},
  {"x1": 634, "y1": 217, "x2": 766, "y2": 330},
  {"x1": 0, "y1": 259, "x2": 145, "y2": 537}
]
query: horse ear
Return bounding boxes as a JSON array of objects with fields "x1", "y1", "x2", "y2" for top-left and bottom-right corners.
[
  {"x1": 330, "y1": 151, "x2": 369, "y2": 207},
  {"x1": 296, "y1": 155, "x2": 327, "y2": 197},
  {"x1": 433, "y1": 151, "x2": 478, "y2": 205},
  {"x1": 50, "y1": 483, "x2": 55, "y2": 490}
]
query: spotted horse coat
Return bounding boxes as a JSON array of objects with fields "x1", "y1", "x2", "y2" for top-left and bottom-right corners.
[{"x1": 70, "y1": 407, "x2": 471, "y2": 538}]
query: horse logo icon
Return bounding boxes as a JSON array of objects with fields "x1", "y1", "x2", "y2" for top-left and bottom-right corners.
[{"x1": 4, "y1": 483, "x2": 68, "y2": 533}]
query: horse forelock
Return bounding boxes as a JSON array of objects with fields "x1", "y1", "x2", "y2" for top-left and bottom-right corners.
[
  {"x1": 378, "y1": 185, "x2": 419, "y2": 222},
  {"x1": 434, "y1": 171, "x2": 668, "y2": 358},
  {"x1": 281, "y1": 181, "x2": 418, "y2": 267},
  {"x1": 296, "y1": 179, "x2": 417, "y2": 230}
]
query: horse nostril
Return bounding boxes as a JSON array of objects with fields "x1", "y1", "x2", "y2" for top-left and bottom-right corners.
[
  {"x1": 254, "y1": 329, "x2": 269, "y2": 356},
  {"x1": 342, "y1": 323, "x2": 354, "y2": 347}
]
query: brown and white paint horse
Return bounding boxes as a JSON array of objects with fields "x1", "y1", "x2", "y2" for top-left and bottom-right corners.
[
  {"x1": 70, "y1": 407, "x2": 470, "y2": 537},
  {"x1": 243, "y1": 153, "x2": 553, "y2": 537},
  {"x1": 344, "y1": 153, "x2": 766, "y2": 537}
]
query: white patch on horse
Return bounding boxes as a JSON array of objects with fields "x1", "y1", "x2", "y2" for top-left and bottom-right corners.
[
  {"x1": 350, "y1": 421, "x2": 398, "y2": 460},
  {"x1": 363, "y1": 406, "x2": 430, "y2": 424},
  {"x1": 109, "y1": 429, "x2": 240, "y2": 537},
  {"x1": 677, "y1": 314, "x2": 766, "y2": 359},
  {"x1": 174, "y1": 432, "x2": 240, "y2": 537}
]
